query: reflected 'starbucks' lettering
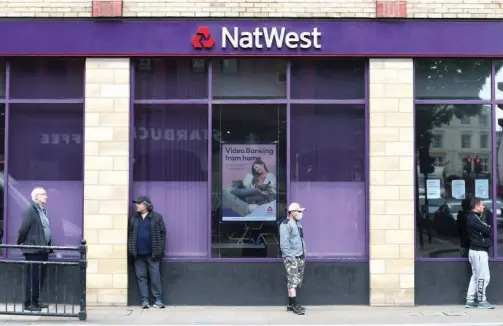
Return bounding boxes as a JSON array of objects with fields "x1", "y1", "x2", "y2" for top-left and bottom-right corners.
[{"x1": 134, "y1": 127, "x2": 209, "y2": 141}]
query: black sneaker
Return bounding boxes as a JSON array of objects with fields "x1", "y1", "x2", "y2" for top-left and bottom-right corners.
[{"x1": 287, "y1": 304, "x2": 305, "y2": 315}]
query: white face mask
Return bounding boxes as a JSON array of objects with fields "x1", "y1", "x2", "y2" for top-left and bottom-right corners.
[{"x1": 295, "y1": 212, "x2": 303, "y2": 220}]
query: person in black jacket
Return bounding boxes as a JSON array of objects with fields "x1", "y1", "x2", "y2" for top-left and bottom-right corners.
[
  {"x1": 17, "y1": 187, "x2": 52, "y2": 312},
  {"x1": 465, "y1": 197, "x2": 494, "y2": 309},
  {"x1": 456, "y1": 199, "x2": 471, "y2": 258},
  {"x1": 128, "y1": 196, "x2": 166, "y2": 309}
]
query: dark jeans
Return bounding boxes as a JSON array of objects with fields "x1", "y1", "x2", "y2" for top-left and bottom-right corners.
[
  {"x1": 134, "y1": 256, "x2": 162, "y2": 301},
  {"x1": 24, "y1": 253, "x2": 48, "y2": 307}
]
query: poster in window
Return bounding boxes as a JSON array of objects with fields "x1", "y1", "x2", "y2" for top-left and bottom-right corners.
[{"x1": 221, "y1": 143, "x2": 277, "y2": 222}]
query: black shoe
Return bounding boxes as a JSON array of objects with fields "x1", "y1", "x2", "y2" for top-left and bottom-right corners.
[
  {"x1": 287, "y1": 304, "x2": 305, "y2": 315},
  {"x1": 38, "y1": 303, "x2": 48, "y2": 309},
  {"x1": 24, "y1": 305, "x2": 41, "y2": 312}
]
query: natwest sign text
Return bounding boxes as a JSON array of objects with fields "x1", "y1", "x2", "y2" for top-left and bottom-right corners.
[{"x1": 221, "y1": 27, "x2": 321, "y2": 50}]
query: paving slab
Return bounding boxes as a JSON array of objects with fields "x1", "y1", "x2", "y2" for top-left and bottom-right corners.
[{"x1": 1, "y1": 306, "x2": 503, "y2": 325}]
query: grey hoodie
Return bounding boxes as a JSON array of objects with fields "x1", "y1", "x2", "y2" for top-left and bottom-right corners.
[{"x1": 279, "y1": 218, "x2": 306, "y2": 260}]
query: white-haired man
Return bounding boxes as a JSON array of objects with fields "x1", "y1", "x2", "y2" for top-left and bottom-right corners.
[{"x1": 17, "y1": 187, "x2": 52, "y2": 312}]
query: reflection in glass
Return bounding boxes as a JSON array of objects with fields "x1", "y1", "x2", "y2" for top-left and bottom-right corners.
[
  {"x1": 133, "y1": 105, "x2": 209, "y2": 258},
  {"x1": 212, "y1": 59, "x2": 287, "y2": 99},
  {"x1": 415, "y1": 59, "x2": 491, "y2": 100},
  {"x1": 6, "y1": 104, "x2": 84, "y2": 257},
  {"x1": 211, "y1": 104, "x2": 286, "y2": 258},
  {"x1": 495, "y1": 104, "x2": 503, "y2": 256},
  {"x1": 290, "y1": 105, "x2": 366, "y2": 258},
  {"x1": 134, "y1": 58, "x2": 208, "y2": 99},
  {"x1": 415, "y1": 104, "x2": 492, "y2": 258},
  {"x1": 0, "y1": 105, "x2": 4, "y2": 255},
  {"x1": 290, "y1": 59, "x2": 365, "y2": 99},
  {"x1": 9, "y1": 58, "x2": 85, "y2": 99}
]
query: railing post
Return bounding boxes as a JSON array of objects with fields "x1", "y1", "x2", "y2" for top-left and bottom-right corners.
[{"x1": 78, "y1": 239, "x2": 87, "y2": 321}]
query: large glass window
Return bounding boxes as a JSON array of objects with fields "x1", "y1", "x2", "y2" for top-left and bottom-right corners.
[
  {"x1": 212, "y1": 59, "x2": 286, "y2": 100},
  {"x1": 290, "y1": 105, "x2": 366, "y2": 258},
  {"x1": 132, "y1": 58, "x2": 367, "y2": 260},
  {"x1": 1, "y1": 58, "x2": 85, "y2": 258},
  {"x1": 415, "y1": 59, "x2": 491, "y2": 101},
  {"x1": 134, "y1": 58, "x2": 208, "y2": 99},
  {"x1": 211, "y1": 104, "x2": 287, "y2": 258},
  {"x1": 132, "y1": 104, "x2": 209, "y2": 258},
  {"x1": 415, "y1": 58, "x2": 493, "y2": 259}
]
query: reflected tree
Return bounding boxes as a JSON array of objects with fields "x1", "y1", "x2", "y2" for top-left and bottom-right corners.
[{"x1": 415, "y1": 59, "x2": 489, "y2": 249}]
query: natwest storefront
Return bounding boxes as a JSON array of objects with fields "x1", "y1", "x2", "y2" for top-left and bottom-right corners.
[{"x1": 1, "y1": 19, "x2": 503, "y2": 306}]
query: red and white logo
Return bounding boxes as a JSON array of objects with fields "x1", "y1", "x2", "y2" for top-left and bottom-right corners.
[{"x1": 192, "y1": 26, "x2": 215, "y2": 49}]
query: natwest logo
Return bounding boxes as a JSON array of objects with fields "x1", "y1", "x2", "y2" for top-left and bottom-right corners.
[
  {"x1": 192, "y1": 26, "x2": 215, "y2": 49},
  {"x1": 222, "y1": 27, "x2": 321, "y2": 50},
  {"x1": 192, "y1": 26, "x2": 322, "y2": 50}
]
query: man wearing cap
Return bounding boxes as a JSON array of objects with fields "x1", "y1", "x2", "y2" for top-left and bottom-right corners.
[
  {"x1": 128, "y1": 196, "x2": 167, "y2": 309},
  {"x1": 279, "y1": 202, "x2": 307, "y2": 315}
]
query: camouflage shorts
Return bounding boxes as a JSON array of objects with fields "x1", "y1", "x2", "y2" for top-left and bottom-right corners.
[{"x1": 284, "y1": 257, "x2": 306, "y2": 289}]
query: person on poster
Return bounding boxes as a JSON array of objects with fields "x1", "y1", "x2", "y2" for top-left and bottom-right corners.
[
  {"x1": 465, "y1": 197, "x2": 494, "y2": 309},
  {"x1": 222, "y1": 159, "x2": 277, "y2": 217}
]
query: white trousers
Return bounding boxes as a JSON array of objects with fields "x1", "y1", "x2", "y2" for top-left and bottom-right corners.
[{"x1": 466, "y1": 249, "x2": 490, "y2": 303}]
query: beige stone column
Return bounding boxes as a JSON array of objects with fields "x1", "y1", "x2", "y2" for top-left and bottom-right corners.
[
  {"x1": 369, "y1": 58, "x2": 414, "y2": 306},
  {"x1": 84, "y1": 58, "x2": 130, "y2": 305}
]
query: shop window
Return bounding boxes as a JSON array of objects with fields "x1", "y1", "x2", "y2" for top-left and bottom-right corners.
[
  {"x1": 495, "y1": 103, "x2": 503, "y2": 256},
  {"x1": 290, "y1": 59, "x2": 366, "y2": 100},
  {"x1": 0, "y1": 60, "x2": 5, "y2": 99},
  {"x1": 5, "y1": 104, "x2": 84, "y2": 258},
  {"x1": 211, "y1": 104, "x2": 287, "y2": 258},
  {"x1": 212, "y1": 59, "x2": 287, "y2": 99},
  {"x1": 415, "y1": 59, "x2": 491, "y2": 101},
  {"x1": 9, "y1": 58, "x2": 84, "y2": 99},
  {"x1": 132, "y1": 104, "x2": 208, "y2": 258},
  {"x1": 415, "y1": 104, "x2": 492, "y2": 258},
  {"x1": 134, "y1": 58, "x2": 208, "y2": 100},
  {"x1": 0, "y1": 105, "x2": 4, "y2": 255},
  {"x1": 290, "y1": 104, "x2": 365, "y2": 258}
]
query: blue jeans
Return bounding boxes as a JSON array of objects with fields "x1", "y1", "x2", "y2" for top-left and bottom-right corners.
[{"x1": 134, "y1": 256, "x2": 162, "y2": 301}]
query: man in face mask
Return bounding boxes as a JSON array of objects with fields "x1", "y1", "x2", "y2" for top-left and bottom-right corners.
[{"x1": 279, "y1": 202, "x2": 307, "y2": 315}]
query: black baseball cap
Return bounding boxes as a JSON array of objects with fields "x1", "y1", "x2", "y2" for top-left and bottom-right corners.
[{"x1": 132, "y1": 196, "x2": 152, "y2": 205}]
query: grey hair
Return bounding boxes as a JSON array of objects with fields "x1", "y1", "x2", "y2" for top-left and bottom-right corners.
[{"x1": 31, "y1": 187, "x2": 46, "y2": 201}]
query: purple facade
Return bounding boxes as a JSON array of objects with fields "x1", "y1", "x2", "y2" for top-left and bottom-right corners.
[{"x1": 0, "y1": 59, "x2": 85, "y2": 258}]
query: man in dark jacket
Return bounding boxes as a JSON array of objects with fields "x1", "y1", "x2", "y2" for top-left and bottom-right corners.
[
  {"x1": 17, "y1": 187, "x2": 52, "y2": 311},
  {"x1": 128, "y1": 196, "x2": 166, "y2": 309},
  {"x1": 465, "y1": 197, "x2": 494, "y2": 309}
]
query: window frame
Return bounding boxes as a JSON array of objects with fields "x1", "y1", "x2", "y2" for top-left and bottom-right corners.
[
  {"x1": 130, "y1": 58, "x2": 369, "y2": 263},
  {"x1": 0, "y1": 58, "x2": 85, "y2": 260},
  {"x1": 414, "y1": 59, "x2": 498, "y2": 261}
]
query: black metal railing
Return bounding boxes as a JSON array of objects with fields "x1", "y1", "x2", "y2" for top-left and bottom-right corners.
[{"x1": 0, "y1": 240, "x2": 87, "y2": 321}]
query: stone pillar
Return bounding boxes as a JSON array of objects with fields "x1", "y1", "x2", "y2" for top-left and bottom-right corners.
[
  {"x1": 369, "y1": 58, "x2": 414, "y2": 306},
  {"x1": 83, "y1": 58, "x2": 130, "y2": 305}
]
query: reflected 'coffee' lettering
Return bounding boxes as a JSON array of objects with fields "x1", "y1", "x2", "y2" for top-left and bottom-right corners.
[{"x1": 40, "y1": 133, "x2": 82, "y2": 145}]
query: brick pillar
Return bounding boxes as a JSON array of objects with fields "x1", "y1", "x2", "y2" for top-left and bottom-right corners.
[
  {"x1": 84, "y1": 58, "x2": 130, "y2": 305},
  {"x1": 369, "y1": 59, "x2": 414, "y2": 306}
]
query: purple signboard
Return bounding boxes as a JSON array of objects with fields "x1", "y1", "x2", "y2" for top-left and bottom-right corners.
[{"x1": 1, "y1": 20, "x2": 503, "y2": 56}]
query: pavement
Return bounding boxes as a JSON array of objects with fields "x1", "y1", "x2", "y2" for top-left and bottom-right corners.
[{"x1": 2, "y1": 305, "x2": 503, "y2": 325}]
